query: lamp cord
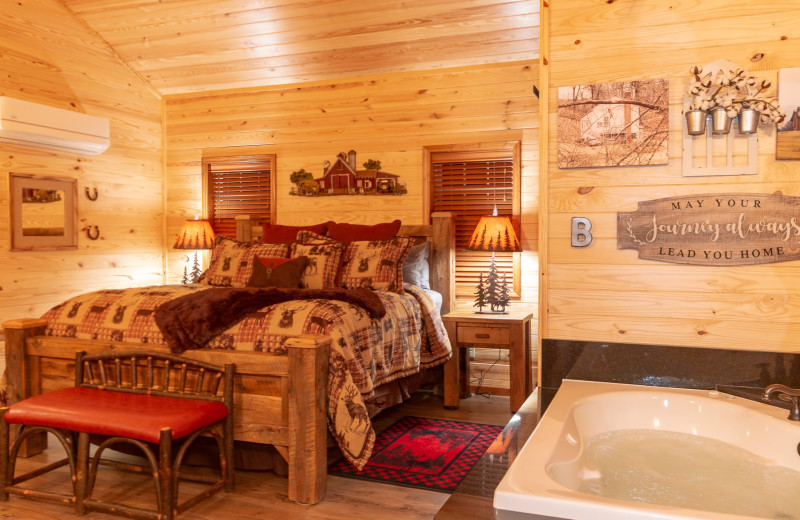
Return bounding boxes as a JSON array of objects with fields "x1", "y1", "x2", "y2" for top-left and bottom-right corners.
[{"x1": 470, "y1": 348, "x2": 504, "y2": 398}]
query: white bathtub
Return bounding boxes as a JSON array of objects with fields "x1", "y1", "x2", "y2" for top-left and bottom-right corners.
[{"x1": 494, "y1": 379, "x2": 800, "y2": 520}]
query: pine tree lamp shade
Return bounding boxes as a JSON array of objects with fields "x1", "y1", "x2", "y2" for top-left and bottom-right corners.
[
  {"x1": 174, "y1": 219, "x2": 216, "y2": 283},
  {"x1": 466, "y1": 215, "x2": 521, "y2": 313}
]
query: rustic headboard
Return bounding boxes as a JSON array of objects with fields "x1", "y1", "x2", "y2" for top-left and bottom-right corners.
[{"x1": 234, "y1": 212, "x2": 454, "y2": 315}]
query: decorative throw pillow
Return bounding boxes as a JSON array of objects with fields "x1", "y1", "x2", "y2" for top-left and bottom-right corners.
[
  {"x1": 326, "y1": 220, "x2": 401, "y2": 242},
  {"x1": 295, "y1": 230, "x2": 336, "y2": 244},
  {"x1": 248, "y1": 256, "x2": 308, "y2": 288},
  {"x1": 402, "y1": 241, "x2": 431, "y2": 289},
  {"x1": 289, "y1": 240, "x2": 345, "y2": 289},
  {"x1": 261, "y1": 222, "x2": 332, "y2": 243},
  {"x1": 198, "y1": 236, "x2": 289, "y2": 287},
  {"x1": 337, "y1": 236, "x2": 413, "y2": 293}
]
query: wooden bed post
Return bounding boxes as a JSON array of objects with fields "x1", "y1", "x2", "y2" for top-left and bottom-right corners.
[
  {"x1": 235, "y1": 214, "x2": 257, "y2": 242},
  {"x1": 284, "y1": 334, "x2": 330, "y2": 504},
  {"x1": 430, "y1": 212, "x2": 455, "y2": 315},
  {"x1": 2, "y1": 318, "x2": 49, "y2": 456}
]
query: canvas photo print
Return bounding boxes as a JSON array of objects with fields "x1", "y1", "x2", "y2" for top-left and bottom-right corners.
[
  {"x1": 557, "y1": 79, "x2": 669, "y2": 168},
  {"x1": 777, "y1": 67, "x2": 800, "y2": 160}
]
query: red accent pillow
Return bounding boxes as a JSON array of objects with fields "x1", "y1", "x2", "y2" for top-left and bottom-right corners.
[
  {"x1": 326, "y1": 220, "x2": 402, "y2": 242},
  {"x1": 261, "y1": 222, "x2": 332, "y2": 243},
  {"x1": 248, "y1": 256, "x2": 308, "y2": 288}
]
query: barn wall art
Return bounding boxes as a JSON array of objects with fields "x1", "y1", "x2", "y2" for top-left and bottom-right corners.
[{"x1": 289, "y1": 150, "x2": 407, "y2": 197}]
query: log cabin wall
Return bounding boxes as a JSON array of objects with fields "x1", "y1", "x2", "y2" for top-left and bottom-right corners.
[
  {"x1": 0, "y1": 0, "x2": 164, "y2": 323},
  {"x1": 540, "y1": 1, "x2": 800, "y2": 363}
]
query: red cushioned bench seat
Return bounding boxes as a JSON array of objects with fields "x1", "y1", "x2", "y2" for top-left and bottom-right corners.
[
  {"x1": 1, "y1": 351, "x2": 235, "y2": 520},
  {"x1": 4, "y1": 387, "x2": 229, "y2": 443}
]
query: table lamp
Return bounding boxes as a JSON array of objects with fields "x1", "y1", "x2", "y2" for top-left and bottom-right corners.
[
  {"x1": 174, "y1": 219, "x2": 216, "y2": 283},
  {"x1": 466, "y1": 213, "x2": 521, "y2": 313}
]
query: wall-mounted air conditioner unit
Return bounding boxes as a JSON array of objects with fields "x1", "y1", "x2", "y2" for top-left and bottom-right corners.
[{"x1": 0, "y1": 96, "x2": 110, "y2": 155}]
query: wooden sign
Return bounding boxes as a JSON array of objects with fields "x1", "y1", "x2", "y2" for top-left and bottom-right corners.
[{"x1": 617, "y1": 193, "x2": 800, "y2": 266}]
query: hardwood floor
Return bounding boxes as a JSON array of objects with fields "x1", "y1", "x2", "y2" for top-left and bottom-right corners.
[{"x1": 0, "y1": 391, "x2": 513, "y2": 520}]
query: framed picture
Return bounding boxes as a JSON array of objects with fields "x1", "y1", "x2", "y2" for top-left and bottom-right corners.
[
  {"x1": 9, "y1": 172, "x2": 78, "y2": 251},
  {"x1": 557, "y1": 79, "x2": 669, "y2": 168}
]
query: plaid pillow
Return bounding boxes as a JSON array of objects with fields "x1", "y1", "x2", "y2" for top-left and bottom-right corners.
[
  {"x1": 198, "y1": 236, "x2": 289, "y2": 287},
  {"x1": 290, "y1": 240, "x2": 345, "y2": 289},
  {"x1": 295, "y1": 230, "x2": 335, "y2": 243},
  {"x1": 337, "y1": 236, "x2": 413, "y2": 293}
]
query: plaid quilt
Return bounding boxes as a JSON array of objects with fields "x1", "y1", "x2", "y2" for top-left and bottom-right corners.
[{"x1": 41, "y1": 283, "x2": 451, "y2": 470}]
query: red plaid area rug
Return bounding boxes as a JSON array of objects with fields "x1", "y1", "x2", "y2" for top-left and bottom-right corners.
[{"x1": 328, "y1": 416, "x2": 503, "y2": 493}]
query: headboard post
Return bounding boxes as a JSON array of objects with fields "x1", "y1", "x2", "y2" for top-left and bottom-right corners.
[
  {"x1": 235, "y1": 215, "x2": 257, "y2": 242},
  {"x1": 430, "y1": 212, "x2": 455, "y2": 315}
]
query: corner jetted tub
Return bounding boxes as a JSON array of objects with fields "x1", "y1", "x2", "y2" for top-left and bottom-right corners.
[{"x1": 494, "y1": 379, "x2": 800, "y2": 520}]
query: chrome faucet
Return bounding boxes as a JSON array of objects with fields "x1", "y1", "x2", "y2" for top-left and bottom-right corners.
[{"x1": 762, "y1": 384, "x2": 800, "y2": 421}]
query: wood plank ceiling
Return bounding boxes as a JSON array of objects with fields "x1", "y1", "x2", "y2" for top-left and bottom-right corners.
[{"x1": 60, "y1": 0, "x2": 540, "y2": 96}]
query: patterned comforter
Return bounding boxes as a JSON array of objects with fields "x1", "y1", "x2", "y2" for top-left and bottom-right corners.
[{"x1": 41, "y1": 283, "x2": 451, "y2": 469}]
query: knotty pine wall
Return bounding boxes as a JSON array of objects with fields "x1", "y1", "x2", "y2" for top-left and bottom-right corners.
[
  {"x1": 164, "y1": 62, "x2": 539, "y2": 305},
  {"x1": 164, "y1": 63, "x2": 540, "y2": 390},
  {"x1": 0, "y1": 0, "x2": 164, "y2": 323},
  {"x1": 540, "y1": 1, "x2": 800, "y2": 356}
]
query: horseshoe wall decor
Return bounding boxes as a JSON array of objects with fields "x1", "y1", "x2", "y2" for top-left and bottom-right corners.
[{"x1": 86, "y1": 225, "x2": 100, "y2": 240}]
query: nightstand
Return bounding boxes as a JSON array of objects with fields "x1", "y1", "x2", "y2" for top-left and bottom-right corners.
[{"x1": 442, "y1": 310, "x2": 533, "y2": 413}]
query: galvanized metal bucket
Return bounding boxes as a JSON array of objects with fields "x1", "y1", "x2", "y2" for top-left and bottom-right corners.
[
  {"x1": 710, "y1": 107, "x2": 732, "y2": 135},
  {"x1": 685, "y1": 109, "x2": 707, "y2": 135},
  {"x1": 738, "y1": 108, "x2": 759, "y2": 134}
]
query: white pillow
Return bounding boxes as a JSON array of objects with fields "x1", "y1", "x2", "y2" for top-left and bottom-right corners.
[{"x1": 402, "y1": 241, "x2": 430, "y2": 289}]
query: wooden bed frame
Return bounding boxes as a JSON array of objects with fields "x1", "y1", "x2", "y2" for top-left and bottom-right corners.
[{"x1": 2, "y1": 212, "x2": 454, "y2": 505}]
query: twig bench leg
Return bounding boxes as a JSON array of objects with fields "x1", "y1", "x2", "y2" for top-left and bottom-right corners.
[
  {"x1": 1, "y1": 411, "x2": 80, "y2": 512},
  {"x1": 76, "y1": 432, "x2": 89, "y2": 515},
  {"x1": 159, "y1": 428, "x2": 175, "y2": 520},
  {"x1": 0, "y1": 408, "x2": 9, "y2": 502}
]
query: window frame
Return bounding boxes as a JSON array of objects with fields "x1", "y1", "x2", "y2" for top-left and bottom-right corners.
[
  {"x1": 201, "y1": 153, "x2": 276, "y2": 238},
  {"x1": 424, "y1": 141, "x2": 521, "y2": 300}
]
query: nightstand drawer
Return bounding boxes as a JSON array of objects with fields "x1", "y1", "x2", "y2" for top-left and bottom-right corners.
[{"x1": 457, "y1": 325, "x2": 509, "y2": 345}]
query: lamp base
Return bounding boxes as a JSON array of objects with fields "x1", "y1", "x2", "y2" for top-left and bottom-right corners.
[
  {"x1": 472, "y1": 254, "x2": 511, "y2": 314},
  {"x1": 181, "y1": 251, "x2": 202, "y2": 284}
]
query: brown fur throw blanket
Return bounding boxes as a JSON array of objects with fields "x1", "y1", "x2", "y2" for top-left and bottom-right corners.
[{"x1": 154, "y1": 287, "x2": 386, "y2": 353}]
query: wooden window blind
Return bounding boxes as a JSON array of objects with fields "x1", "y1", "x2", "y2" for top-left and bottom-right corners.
[
  {"x1": 202, "y1": 154, "x2": 275, "y2": 239},
  {"x1": 428, "y1": 146, "x2": 521, "y2": 298}
]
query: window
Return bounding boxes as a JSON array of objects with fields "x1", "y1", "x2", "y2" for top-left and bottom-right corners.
[
  {"x1": 202, "y1": 154, "x2": 276, "y2": 238},
  {"x1": 426, "y1": 143, "x2": 521, "y2": 298}
]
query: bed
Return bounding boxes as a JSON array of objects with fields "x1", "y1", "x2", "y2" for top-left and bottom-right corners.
[{"x1": 2, "y1": 212, "x2": 455, "y2": 505}]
